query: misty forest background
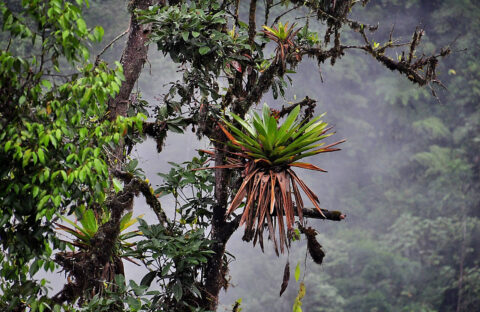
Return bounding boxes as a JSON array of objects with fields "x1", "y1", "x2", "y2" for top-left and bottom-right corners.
[
  {"x1": 79, "y1": 1, "x2": 480, "y2": 311},
  {"x1": 7, "y1": 0, "x2": 480, "y2": 311}
]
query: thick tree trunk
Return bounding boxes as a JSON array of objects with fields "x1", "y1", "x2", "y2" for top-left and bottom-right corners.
[
  {"x1": 92, "y1": 0, "x2": 154, "y2": 287},
  {"x1": 203, "y1": 145, "x2": 231, "y2": 310},
  {"x1": 108, "y1": 0, "x2": 152, "y2": 121},
  {"x1": 53, "y1": 0, "x2": 154, "y2": 305},
  {"x1": 96, "y1": 0, "x2": 153, "y2": 266}
]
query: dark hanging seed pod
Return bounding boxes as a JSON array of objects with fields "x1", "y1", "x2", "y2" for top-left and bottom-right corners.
[
  {"x1": 307, "y1": 233, "x2": 325, "y2": 265},
  {"x1": 299, "y1": 225, "x2": 325, "y2": 265}
]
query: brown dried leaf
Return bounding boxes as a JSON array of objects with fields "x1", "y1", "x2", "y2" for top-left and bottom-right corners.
[
  {"x1": 279, "y1": 261, "x2": 290, "y2": 297},
  {"x1": 254, "y1": 174, "x2": 271, "y2": 249},
  {"x1": 276, "y1": 171, "x2": 294, "y2": 231},
  {"x1": 265, "y1": 208, "x2": 279, "y2": 256},
  {"x1": 226, "y1": 168, "x2": 259, "y2": 215},
  {"x1": 288, "y1": 169, "x2": 325, "y2": 218},
  {"x1": 290, "y1": 173, "x2": 304, "y2": 221},
  {"x1": 269, "y1": 171, "x2": 276, "y2": 214},
  {"x1": 240, "y1": 171, "x2": 264, "y2": 226},
  {"x1": 274, "y1": 191, "x2": 286, "y2": 253}
]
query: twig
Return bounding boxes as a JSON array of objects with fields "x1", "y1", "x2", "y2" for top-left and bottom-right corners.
[
  {"x1": 6, "y1": 36, "x2": 12, "y2": 52},
  {"x1": 95, "y1": 29, "x2": 129, "y2": 65},
  {"x1": 271, "y1": 5, "x2": 301, "y2": 27},
  {"x1": 278, "y1": 97, "x2": 317, "y2": 120}
]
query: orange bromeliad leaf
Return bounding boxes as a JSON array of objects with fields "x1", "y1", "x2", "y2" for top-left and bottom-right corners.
[
  {"x1": 254, "y1": 158, "x2": 272, "y2": 165},
  {"x1": 226, "y1": 168, "x2": 259, "y2": 214},
  {"x1": 198, "y1": 149, "x2": 215, "y2": 156},
  {"x1": 218, "y1": 122, "x2": 240, "y2": 146},
  {"x1": 312, "y1": 139, "x2": 346, "y2": 153},
  {"x1": 289, "y1": 162, "x2": 327, "y2": 172}
]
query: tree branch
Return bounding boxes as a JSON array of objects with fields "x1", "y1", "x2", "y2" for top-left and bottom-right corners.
[
  {"x1": 302, "y1": 207, "x2": 345, "y2": 221},
  {"x1": 107, "y1": 0, "x2": 153, "y2": 122},
  {"x1": 112, "y1": 170, "x2": 170, "y2": 226},
  {"x1": 277, "y1": 96, "x2": 317, "y2": 121},
  {"x1": 225, "y1": 207, "x2": 345, "y2": 239},
  {"x1": 95, "y1": 29, "x2": 129, "y2": 65},
  {"x1": 248, "y1": 0, "x2": 257, "y2": 46}
]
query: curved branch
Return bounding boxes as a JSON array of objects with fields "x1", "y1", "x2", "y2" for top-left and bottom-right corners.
[
  {"x1": 277, "y1": 97, "x2": 317, "y2": 121},
  {"x1": 112, "y1": 170, "x2": 169, "y2": 226}
]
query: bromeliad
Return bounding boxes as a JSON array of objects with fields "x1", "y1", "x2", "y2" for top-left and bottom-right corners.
[
  {"x1": 262, "y1": 22, "x2": 301, "y2": 71},
  {"x1": 55, "y1": 208, "x2": 143, "y2": 288},
  {"x1": 203, "y1": 103, "x2": 344, "y2": 254}
]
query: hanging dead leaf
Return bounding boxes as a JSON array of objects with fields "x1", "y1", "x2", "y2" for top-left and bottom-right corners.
[{"x1": 279, "y1": 260, "x2": 290, "y2": 296}]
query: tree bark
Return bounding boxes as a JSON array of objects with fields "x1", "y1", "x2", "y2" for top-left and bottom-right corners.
[
  {"x1": 203, "y1": 141, "x2": 232, "y2": 310},
  {"x1": 93, "y1": 0, "x2": 154, "y2": 285},
  {"x1": 108, "y1": 0, "x2": 152, "y2": 121},
  {"x1": 96, "y1": 0, "x2": 154, "y2": 264}
]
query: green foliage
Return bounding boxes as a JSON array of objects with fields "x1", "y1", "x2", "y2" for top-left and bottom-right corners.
[
  {"x1": 294, "y1": 262, "x2": 301, "y2": 282},
  {"x1": 130, "y1": 219, "x2": 214, "y2": 311},
  {"x1": 412, "y1": 117, "x2": 450, "y2": 140},
  {"x1": 99, "y1": 154, "x2": 214, "y2": 311},
  {"x1": 297, "y1": 26, "x2": 320, "y2": 46},
  {"x1": 155, "y1": 153, "x2": 215, "y2": 226},
  {"x1": 0, "y1": 0, "x2": 144, "y2": 308},
  {"x1": 139, "y1": 1, "x2": 250, "y2": 76},
  {"x1": 2, "y1": 0, "x2": 479, "y2": 311},
  {"x1": 262, "y1": 22, "x2": 297, "y2": 42},
  {"x1": 214, "y1": 103, "x2": 344, "y2": 253},
  {"x1": 222, "y1": 0, "x2": 480, "y2": 310},
  {"x1": 73, "y1": 274, "x2": 151, "y2": 312}
]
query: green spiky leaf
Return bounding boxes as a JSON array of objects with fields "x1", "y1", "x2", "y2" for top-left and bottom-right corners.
[{"x1": 221, "y1": 103, "x2": 342, "y2": 166}]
